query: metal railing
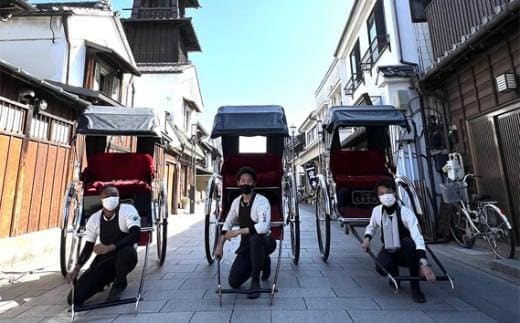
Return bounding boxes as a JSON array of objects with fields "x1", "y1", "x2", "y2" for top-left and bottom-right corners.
[{"x1": 361, "y1": 35, "x2": 390, "y2": 72}]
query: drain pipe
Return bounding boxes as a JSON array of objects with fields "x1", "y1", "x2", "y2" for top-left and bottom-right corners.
[{"x1": 63, "y1": 13, "x2": 71, "y2": 85}]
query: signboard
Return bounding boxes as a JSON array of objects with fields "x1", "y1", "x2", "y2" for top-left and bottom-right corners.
[{"x1": 305, "y1": 165, "x2": 318, "y2": 189}]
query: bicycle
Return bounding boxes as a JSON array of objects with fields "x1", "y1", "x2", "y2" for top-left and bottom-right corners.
[{"x1": 440, "y1": 174, "x2": 515, "y2": 259}]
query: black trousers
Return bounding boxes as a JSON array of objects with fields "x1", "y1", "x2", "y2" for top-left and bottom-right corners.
[
  {"x1": 228, "y1": 234, "x2": 276, "y2": 288},
  {"x1": 67, "y1": 245, "x2": 138, "y2": 306},
  {"x1": 375, "y1": 237, "x2": 420, "y2": 287}
]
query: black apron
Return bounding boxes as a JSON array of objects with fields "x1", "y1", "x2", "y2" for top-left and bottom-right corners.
[{"x1": 236, "y1": 193, "x2": 257, "y2": 254}]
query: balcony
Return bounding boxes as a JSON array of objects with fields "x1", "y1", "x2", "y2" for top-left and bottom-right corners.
[
  {"x1": 425, "y1": 0, "x2": 510, "y2": 61},
  {"x1": 343, "y1": 74, "x2": 363, "y2": 96},
  {"x1": 361, "y1": 35, "x2": 390, "y2": 72}
]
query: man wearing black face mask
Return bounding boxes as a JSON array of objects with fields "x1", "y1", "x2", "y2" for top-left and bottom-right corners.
[
  {"x1": 214, "y1": 167, "x2": 276, "y2": 299},
  {"x1": 361, "y1": 179, "x2": 436, "y2": 303}
]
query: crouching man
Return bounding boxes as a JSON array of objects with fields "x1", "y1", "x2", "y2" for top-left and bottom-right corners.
[
  {"x1": 214, "y1": 167, "x2": 276, "y2": 299},
  {"x1": 66, "y1": 186, "x2": 140, "y2": 306},
  {"x1": 361, "y1": 179, "x2": 436, "y2": 303}
]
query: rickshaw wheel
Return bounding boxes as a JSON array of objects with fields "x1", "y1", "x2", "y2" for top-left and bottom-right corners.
[
  {"x1": 290, "y1": 215, "x2": 300, "y2": 264},
  {"x1": 59, "y1": 184, "x2": 82, "y2": 277},
  {"x1": 155, "y1": 187, "x2": 168, "y2": 266},
  {"x1": 315, "y1": 187, "x2": 330, "y2": 262},
  {"x1": 204, "y1": 182, "x2": 220, "y2": 265}
]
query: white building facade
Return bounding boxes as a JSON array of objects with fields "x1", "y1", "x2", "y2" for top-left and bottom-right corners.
[{"x1": 0, "y1": 3, "x2": 140, "y2": 106}]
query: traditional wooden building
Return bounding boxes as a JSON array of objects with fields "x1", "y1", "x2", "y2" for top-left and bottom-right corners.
[
  {"x1": 122, "y1": 0, "x2": 206, "y2": 213},
  {"x1": 0, "y1": 59, "x2": 89, "y2": 238},
  {"x1": 420, "y1": 0, "x2": 520, "y2": 238}
]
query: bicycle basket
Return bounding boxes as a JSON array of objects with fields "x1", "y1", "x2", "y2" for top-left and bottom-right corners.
[{"x1": 440, "y1": 182, "x2": 469, "y2": 203}]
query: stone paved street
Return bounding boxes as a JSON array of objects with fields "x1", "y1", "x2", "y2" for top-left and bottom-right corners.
[{"x1": 1, "y1": 204, "x2": 519, "y2": 323}]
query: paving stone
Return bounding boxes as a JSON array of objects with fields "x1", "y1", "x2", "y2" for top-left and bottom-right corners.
[
  {"x1": 348, "y1": 309, "x2": 436, "y2": 323},
  {"x1": 271, "y1": 309, "x2": 352, "y2": 323},
  {"x1": 91, "y1": 300, "x2": 167, "y2": 315},
  {"x1": 424, "y1": 310, "x2": 498, "y2": 323},
  {"x1": 180, "y1": 278, "x2": 221, "y2": 290},
  {"x1": 16, "y1": 305, "x2": 70, "y2": 318},
  {"x1": 41, "y1": 314, "x2": 118, "y2": 323},
  {"x1": 304, "y1": 297, "x2": 380, "y2": 310},
  {"x1": 113, "y1": 312, "x2": 194, "y2": 323},
  {"x1": 277, "y1": 287, "x2": 335, "y2": 298},
  {"x1": 143, "y1": 289, "x2": 206, "y2": 300},
  {"x1": 160, "y1": 298, "x2": 234, "y2": 312},
  {"x1": 233, "y1": 297, "x2": 306, "y2": 310},
  {"x1": 189, "y1": 310, "x2": 232, "y2": 323},
  {"x1": 231, "y1": 310, "x2": 271, "y2": 323},
  {"x1": 144, "y1": 279, "x2": 185, "y2": 290}
]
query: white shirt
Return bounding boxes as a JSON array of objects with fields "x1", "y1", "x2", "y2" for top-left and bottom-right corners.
[
  {"x1": 222, "y1": 193, "x2": 271, "y2": 234},
  {"x1": 364, "y1": 204, "x2": 426, "y2": 251},
  {"x1": 85, "y1": 204, "x2": 141, "y2": 243}
]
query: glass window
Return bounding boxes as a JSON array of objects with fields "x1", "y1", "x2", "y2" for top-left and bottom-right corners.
[
  {"x1": 239, "y1": 136, "x2": 266, "y2": 153},
  {"x1": 350, "y1": 40, "x2": 362, "y2": 84},
  {"x1": 409, "y1": 0, "x2": 432, "y2": 23}
]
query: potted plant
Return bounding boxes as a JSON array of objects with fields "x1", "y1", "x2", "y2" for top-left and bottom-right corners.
[{"x1": 181, "y1": 197, "x2": 190, "y2": 209}]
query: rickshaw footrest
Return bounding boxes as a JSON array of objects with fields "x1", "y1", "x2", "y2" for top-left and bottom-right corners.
[
  {"x1": 393, "y1": 276, "x2": 450, "y2": 282},
  {"x1": 73, "y1": 297, "x2": 137, "y2": 312},
  {"x1": 216, "y1": 288, "x2": 278, "y2": 294}
]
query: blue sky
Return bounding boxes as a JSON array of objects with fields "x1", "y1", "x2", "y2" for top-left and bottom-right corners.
[{"x1": 31, "y1": 0, "x2": 353, "y2": 129}]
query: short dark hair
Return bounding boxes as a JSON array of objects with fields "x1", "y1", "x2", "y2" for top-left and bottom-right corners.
[
  {"x1": 236, "y1": 166, "x2": 257, "y2": 182},
  {"x1": 374, "y1": 179, "x2": 396, "y2": 192}
]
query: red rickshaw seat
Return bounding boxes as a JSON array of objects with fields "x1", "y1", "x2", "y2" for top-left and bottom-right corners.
[
  {"x1": 83, "y1": 153, "x2": 155, "y2": 196},
  {"x1": 222, "y1": 153, "x2": 282, "y2": 188},
  {"x1": 330, "y1": 150, "x2": 389, "y2": 188}
]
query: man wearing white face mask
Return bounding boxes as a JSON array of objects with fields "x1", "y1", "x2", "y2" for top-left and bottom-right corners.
[
  {"x1": 66, "y1": 186, "x2": 141, "y2": 306},
  {"x1": 361, "y1": 179, "x2": 436, "y2": 303}
]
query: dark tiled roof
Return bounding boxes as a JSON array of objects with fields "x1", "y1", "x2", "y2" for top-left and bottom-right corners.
[
  {"x1": 34, "y1": 0, "x2": 110, "y2": 10},
  {"x1": 179, "y1": 0, "x2": 200, "y2": 8},
  {"x1": 378, "y1": 65, "x2": 416, "y2": 78}
]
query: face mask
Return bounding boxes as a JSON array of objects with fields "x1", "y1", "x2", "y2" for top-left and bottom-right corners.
[
  {"x1": 379, "y1": 193, "x2": 396, "y2": 207},
  {"x1": 239, "y1": 184, "x2": 253, "y2": 195},
  {"x1": 102, "y1": 196, "x2": 119, "y2": 211}
]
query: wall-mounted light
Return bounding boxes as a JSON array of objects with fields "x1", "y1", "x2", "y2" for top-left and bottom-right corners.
[
  {"x1": 35, "y1": 99, "x2": 48, "y2": 113},
  {"x1": 496, "y1": 73, "x2": 517, "y2": 93}
]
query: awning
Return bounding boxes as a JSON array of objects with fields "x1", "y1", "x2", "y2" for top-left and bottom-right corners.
[
  {"x1": 183, "y1": 97, "x2": 201, "y2": 112},
  {"x1": 85, "y1": 41, "x2": 141, "y2": 76},
  {"x1": 77, "y1": 106, "x2": 161, "y2": 137},
  {"x1": 211, "y1": 105, "x2": 289, "y2": 138},
  {"x1": 325, "y1": 105, "x2": 408, "y2": 133},
  {"x1": 46, "y1": 80, "x2": 123, "y2": 107}
]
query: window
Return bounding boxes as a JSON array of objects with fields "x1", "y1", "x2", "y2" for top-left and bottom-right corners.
[
  {"x1": 51, "y1": 120, "x2": 71, "y2": 145},
  {"x1": 142, "y1": 0, "x2": 172, "y2": 7},
  {"x1": 93, "y1": 62, "x2": 121, "y2": 101},
  {"x1": 0, "y1": 100, "x2": 25, "y2": 135},
  {"x1": 306, "y1": 125, "x2": 318, "y2": 145},
  {"x1": 239, "y1": 136, "x2": 266, "y2": 153},
  {"x1": 409, "y1": 0, "x2": 432, "y2": 23},
  {"x1": 183, "y1": 103, "x2": 192, "y2": 132},
  {"x1": 366, "y1": 0, "x2": 388, "y2": 62},
  {"x1": 350, "y1": 39, "x2": 362, "y2": 88},
  {"x1": 30, "y1": 114, "x2": 49, "y2": 140}
]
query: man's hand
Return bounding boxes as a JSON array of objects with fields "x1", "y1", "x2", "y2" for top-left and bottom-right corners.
[
  {"x1": 361, "y1": 237, "x2": 371, "y2": 252},
  {"x1": 419, "y1": 265, "x2": 436, "y2": 282},
  {"x1": 66, "y1": 266, "x2": 80, "y2": 284},
  {"x1": 93, "y1": 243, "x2": 116, "y2": 255},
  {"x1": 214, "y1": 244, "x2": 223, "y2": 260},
  {"x1": 224, "y1": 230, "x2": 240, "y2": 241}
]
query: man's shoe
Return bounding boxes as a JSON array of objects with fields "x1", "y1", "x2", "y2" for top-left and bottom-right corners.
[
  {"x1": 106, "y1": 283, "x2": 126, "y2": 302},
  {"x1": 411, "y1": 286, "x2": 426, "y2": 303},
  {"x1": 247, "y1": 280, "x2": 260, "y2": 299},
  {"x1": 261, "y1": 256, "x2": 271, "y2": 281}
]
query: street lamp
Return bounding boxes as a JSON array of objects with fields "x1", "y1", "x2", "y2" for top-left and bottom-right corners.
[{"x1": 190, "y1": 123, "x2": 198, "y2": 214}]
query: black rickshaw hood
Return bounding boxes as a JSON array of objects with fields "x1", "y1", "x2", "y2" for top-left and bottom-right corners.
[
  {"x1": 77, "y1": 106, "x2": 161, "y2": 137},
  {"x1": 210, "y1": 105, "x2": 289, "y2": 138},
  {"x1": 325, "y1": 105, "x2": 408, "y2": 133}
]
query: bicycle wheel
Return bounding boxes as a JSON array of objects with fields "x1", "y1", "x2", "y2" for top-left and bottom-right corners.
[
  {"x1": 59, "y1": 184, "x2": 82, "y2": 277},
  {"x1": 483, "y1": 204, "x2": 515, "y2": 259},
  {"x1": 155, "y1": 187, "x2": 168, "y2": 266},
  {"x1": 449, "y1": 205, "x2": 475, "y2": 248},
  {"x1": 315, "y1": 186, "x2": 330, "y2": 262}
]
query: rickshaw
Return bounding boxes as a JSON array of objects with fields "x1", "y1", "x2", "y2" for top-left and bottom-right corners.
[
  {"x1": 58, "y1": 106, "x2": 169, "y2": 318},
  {"x1": 314, "y1": 105, "x2": 453, "y2": 291},
  {"x1": 203, "y1": 105, "x2": 300, "y2": 305}
]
